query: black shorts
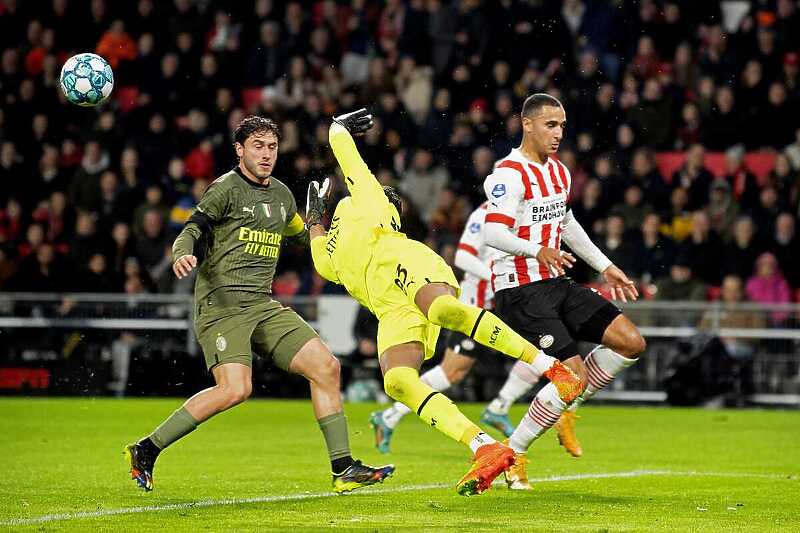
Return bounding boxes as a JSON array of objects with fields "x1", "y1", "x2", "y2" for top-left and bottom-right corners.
[
  {"x1": 494, "y1": 277, "x2": 622, "y2": 361},
  {"x1": 445, "y1": 330, "x2": 494, "y2": 360}
]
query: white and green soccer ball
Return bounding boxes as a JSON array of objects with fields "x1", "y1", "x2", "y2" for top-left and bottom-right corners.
[{"x1": 60, "y1": 53, "x2": 114, "y2": 107}]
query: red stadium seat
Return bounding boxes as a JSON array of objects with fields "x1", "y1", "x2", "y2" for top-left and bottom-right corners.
[
  {"x1": 744, "y1": 152, "x2": 776, "y2": 184},
  {"x1": 115, "y1": 86, "x2": 139, "y2": 112},
  {"x1": 655, "y1": 152, "x2": 685, "y2": 184},
  {"x1": 241, "y1": 87, "x2": 264, "y2": 113},
  {"x1": 656, "y1": 151, "x2": 776, "y2": 183}
]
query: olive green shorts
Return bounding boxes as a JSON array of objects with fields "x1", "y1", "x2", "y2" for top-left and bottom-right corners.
[{"x1": 194, "y1": 299, "x2": 318, "y2": 372}]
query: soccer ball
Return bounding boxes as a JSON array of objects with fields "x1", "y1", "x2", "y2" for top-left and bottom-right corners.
[{"x1": 60, "y1": 53, "x2": 114, "y2": 107}]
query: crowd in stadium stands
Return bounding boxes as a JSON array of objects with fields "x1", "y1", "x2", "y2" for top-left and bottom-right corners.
[{"x1": 0, "y1": 0, "x2": 799, "y2": 315}]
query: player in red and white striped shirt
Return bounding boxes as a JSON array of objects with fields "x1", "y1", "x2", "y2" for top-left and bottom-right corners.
[{"x1": 483, "y1": 93, "x2": 646, "y2": 489}]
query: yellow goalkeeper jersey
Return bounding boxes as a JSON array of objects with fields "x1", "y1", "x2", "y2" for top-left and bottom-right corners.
[{"x1": 310, "y1": 123, "x2": 405, "y2": 309}]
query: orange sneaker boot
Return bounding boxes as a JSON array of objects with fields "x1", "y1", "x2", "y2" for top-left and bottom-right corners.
[
  {"x1": 543, "y1": 361, "x2": 584, "y2": 403},
  {"x1": 456, "y1": 442, "x2": 516, "y2": 496},
  {"x1": 554, "y1": 411, "x2": 583, "y2": 457}
]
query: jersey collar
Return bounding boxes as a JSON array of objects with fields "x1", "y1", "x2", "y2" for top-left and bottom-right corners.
[{"x1": 233, "y1": 165, "x2": 271, "y2": 189}]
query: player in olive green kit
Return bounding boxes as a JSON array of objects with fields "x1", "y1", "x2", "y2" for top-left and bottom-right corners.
[{"x1": 125, "y1": 116, "x2": 393, "y2": 494}]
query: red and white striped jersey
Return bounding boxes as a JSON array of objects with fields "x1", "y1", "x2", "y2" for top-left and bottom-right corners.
[
  {"x1": 483, "y1": 148, "x2": 572, "y2": 292},
  {"x1": 457, "y1": 203, "x2": 503, "y2": 309}
]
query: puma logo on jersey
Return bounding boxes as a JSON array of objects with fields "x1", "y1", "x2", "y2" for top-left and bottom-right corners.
[{"x1": 243, "y1": 206, "x2": 255, "y2": 215}]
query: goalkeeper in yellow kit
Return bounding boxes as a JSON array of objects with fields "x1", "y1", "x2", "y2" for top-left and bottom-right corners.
[{"x1": 307, "y1": 109, "x2": 583, "y2": 496}]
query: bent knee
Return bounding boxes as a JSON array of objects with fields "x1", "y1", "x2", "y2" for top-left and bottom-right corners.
[
  {"x1": 383, "y1": 367, "x2": 414, "y2": 401},
  {"x1": 620, "y1": 330, "x2": 646, "y2": 358},
  {"x1": 222, "y1": 383, "x2": 251, "y2": 406},
  {"x1": 315, "y1": 353, "x2": 341, "y2": 381}
]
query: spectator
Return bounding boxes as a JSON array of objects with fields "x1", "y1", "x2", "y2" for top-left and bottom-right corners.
[
  {"x1": 706, "y1": 179, "x2": 740, "y2": 241},
  {"x1": 133, "y1": 209, "x2": 171, "y2": 288},
  {"x1": 722, "y1": 216, "x2": 763, "y2": 280},
  {"x1": 675, "y1": 101, "x2": 702, "y2": 149},
  {"x1": 628, "y1": 147, "x2": 670, "y2": 210},
  {"x1": 109, "y1": 221, "x2": 134, "y2": 285},
  {"x1": 746, "y1": 252, "x2": 792, "y2": 325},
  {"x1": 132, "y1": 185, "x2": 170, "y2": 237},
  {"x1": 702, "y1": 86, "x2": 741, "y2": 150},
  {"x1": 612, "y1": 183, "x2": 653, "y2": 233},
  {"x1": 770, "y1": 154, "x2": 799, "y2": 213},
  {"x1": 633, "y1": 211, "x2": 677, "y2": 284},
  {"x1": 399, "y1": 148, "x2": 450, "y2": 223},
  {"x1": 653, "y1": 254, "x2": 707, "y2": 301},
  {"x1": 597, "y1": 213, "x2": 637, "y2": 276},
  {"x1": 681, "y1": 210, "x2": 723, "y2": 285},
  {"x1": 95, "y1": 20, "x2": 137, "y2": 70},
  {"x1": 570, "y1": 178, "x2": 605, "y2": 235},
  {"x1": 13, "y1": 243, "x2": 68, "y2": 292},
  {"x1": 783, "y1": 127, "x2": 800, "y2": 171},
  {"x1": 671, "y1": 144, "x2": 714, "y2": 210},
  {"x1": 723, "y1": 146, "x2": 760, "y2": 211},
  {"x1": 627, "y1": 78, "x2": 673, "y2": 149},
  {"x1": 660, "y1": 187, "x2": 693, "y2": 243},
  {"x1": 69, "y1": 211, "x2": 110, "y2": 268},
  {"x1": 749, "y1": 185, "x2": 781, "y2": 240},
  {"x1": 698, "y1": 275, "x2": 765, "y2": 359},
  {"x1": 75, "y1": 252, "x2": 114, "y2": 292},
  {"x1": 769, "y1": 212, "x2": 800, "y2": 288}
]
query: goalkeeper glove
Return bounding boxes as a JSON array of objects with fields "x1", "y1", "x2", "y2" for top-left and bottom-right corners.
[
  {"x1": 305, "y1": 178, "x2": 331, "y2": 229},
  {"x1": 333, "y1": 108, "x2": 374, "y2": 136}
]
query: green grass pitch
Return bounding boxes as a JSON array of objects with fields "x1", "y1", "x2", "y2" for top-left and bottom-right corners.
[{"x1": 1, "y1": 398, "x2": 798, "y2": 532}]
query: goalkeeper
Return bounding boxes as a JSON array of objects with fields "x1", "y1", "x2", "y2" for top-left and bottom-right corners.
[{"x1": 307, "y1": 109, "x2": 584, "y2": 496}]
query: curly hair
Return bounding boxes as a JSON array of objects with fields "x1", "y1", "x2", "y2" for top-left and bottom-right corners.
[{"x1": 232, "y1": 115, "x2": 281, "y2": 146}]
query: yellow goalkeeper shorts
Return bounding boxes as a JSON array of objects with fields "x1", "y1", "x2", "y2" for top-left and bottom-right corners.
[{"x1": 366, "y1": 234, "x2": 460, "y2": 359}]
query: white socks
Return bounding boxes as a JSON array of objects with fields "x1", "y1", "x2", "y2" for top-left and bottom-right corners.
[
  {"x1": 509, "y1": 382, "x2": 565, "y2": 452},
  {"x1": 509, "y1": 346, "x2": 638, "y2": 453},
  {"x1": 485, "y1": 360, "x2": 539, "y2": 415},
  {"x1": 381, "y1": 365, "x2": 451, "y2": 429},
  {"x1": 468, "y1": 431, "x2": 496, "y2": 454}
]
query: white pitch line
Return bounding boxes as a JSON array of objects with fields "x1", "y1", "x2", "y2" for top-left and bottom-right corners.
[{"x1": 1, "y1": 469, "x2": 794, "y2": 527}]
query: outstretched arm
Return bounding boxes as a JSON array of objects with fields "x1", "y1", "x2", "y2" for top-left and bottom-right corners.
[{"x1": 328, "y1": 109, "x2": 385, "y2": 206}]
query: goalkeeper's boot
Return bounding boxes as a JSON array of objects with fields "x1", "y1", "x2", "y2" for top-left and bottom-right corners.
[
  {"x1": 456, "y1": 442, "x2": 516, "y2": 496},
  {"x1": 554, "y1": 410, "x2": 583, "y2": 457},
  {"x1": 332, "y1": 460, "x2": 395, "y2": 494},
  {"x1": 543, "y1": 361, "x2": 584, "y2": 403},
  {"x1": 124, "y1": 441, "x2": 157, "y2": 492},
  {"x1": 369, "y1": 411, "x2": 394, "y2": 454},
  {"x1": 480, "y1": 408, "x2": 515, "y2": 438}
]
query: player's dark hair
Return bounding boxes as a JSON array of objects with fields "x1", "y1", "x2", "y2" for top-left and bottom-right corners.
[
  {"x1": 383, "y1": 186, "x2": 402, "y2": 214},
  {"x1": 233, "y1": 116, "x2": 281, "y2": 146},
  {"x1": 521, "y1": 93, "x2": 563, "y2": 118}
]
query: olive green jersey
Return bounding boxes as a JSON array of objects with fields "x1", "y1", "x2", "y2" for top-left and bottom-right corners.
[{"x1": 173, "y1": 166, "x2": 307, "y2": 307}]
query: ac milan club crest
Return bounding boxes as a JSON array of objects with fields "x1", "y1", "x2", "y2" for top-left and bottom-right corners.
[{"x1": 262, "y1": 203, "x2": 271, "y2": 217}]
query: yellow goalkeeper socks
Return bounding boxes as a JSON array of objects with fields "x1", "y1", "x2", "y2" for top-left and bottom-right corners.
[
  {"x1": 383, "y1": 366, "x2": 479, "y2": 444},
  {"x1": 427, "y1": 294, "x2": 539, "y2": 364}
]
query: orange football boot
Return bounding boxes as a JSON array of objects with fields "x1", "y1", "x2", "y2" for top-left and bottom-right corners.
[
  {"x1": 554, "y1": 411, "x2": 583, "y2": 457},
  {"x1": 543, "y1": 361, "x2": 584, "y2": 403},
  {"x1": 456, "y1": 442, "x2": 516, "y2": 496}
]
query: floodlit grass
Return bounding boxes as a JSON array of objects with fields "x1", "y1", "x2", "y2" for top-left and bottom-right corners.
[{"x1": 1, "y1": 398, "x2": 798, "y2": 531}]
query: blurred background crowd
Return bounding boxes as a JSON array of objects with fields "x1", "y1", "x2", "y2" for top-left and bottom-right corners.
[{"x1": 0, "y1": 0, "x2": 799, "y2": 312}]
